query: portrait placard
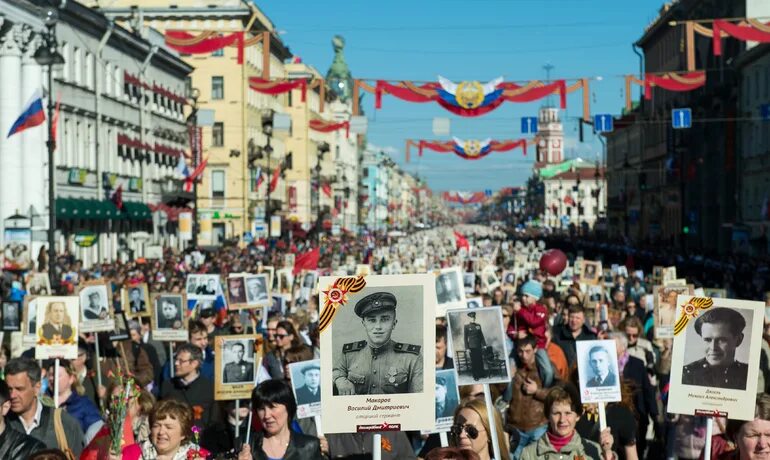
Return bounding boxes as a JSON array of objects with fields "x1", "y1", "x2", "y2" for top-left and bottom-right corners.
[
  {"x1": 435, "y1": 267, "x2": 467, "y2": 317},
  {"x1": 289, "y1": 359, "x2": 321, "y2": 418},
  {"x1": 426, "y1": 369, "x2": 460, "y2": 433},
  {"x1": 109, "y1": 313, "x2": 129, "y2": 342},
  {"x1": 668, "y1": 296, "x2": 763, "y2": 421},
  {"x1": 654, "y1": 284, "x2": 694, "y2": 339},
  {"x1": 214, "y1": 334, "x2": 261, "y2": 400},
  {"x1": 122, "y1": 283, "x2": 151, "y2": 319},
  {"x1": 78, "y1": 281, "x2": 115, "y2": 332},
  {"x1": 463, "y1": 272, "x2": 475, "y2": 294},
  {"x1": 186, "y1": 274, "x2": 220, "y2": 301},
  {"x1": 319, "y1": 274, "x2": 436, "y2": 434},
  {"x1": 25, "y1": 272, "x2": 51, "y2": 296},
  {"x1": 151, "y1": 293, "x2": 188, "y2": 341},
  {"x1": 576, "y1": 339, "x2": 622, "y2": 403},
  {"x1": 1, "y1": 301, "x2": 22, "y2": 332},
  {"x1": 34, "y1": 296, "x2": 79, "y2": 360},
  {"x1": 446, "y1": 306, "x2": 511, "y2": 386},
  {"x1": 580, "y1": 261, "x2": 602, "y2": 285}
]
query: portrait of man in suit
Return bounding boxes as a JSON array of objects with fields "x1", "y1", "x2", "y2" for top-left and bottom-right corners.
[{"x1": 39, "y1": 301, "x2": 75, "y2": 344}]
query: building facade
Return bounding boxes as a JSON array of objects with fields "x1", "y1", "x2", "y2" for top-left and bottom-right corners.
[{"x1": 1, "y1": 0, "x2": 193, "y2": 266}]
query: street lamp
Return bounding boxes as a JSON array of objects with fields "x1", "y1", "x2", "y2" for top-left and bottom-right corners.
[
  {"x1": 35, "y1": 7, "x2": 64, "y2": 292},
  {"x1": 186, "y1": 87, "x2": 200, "y2": 248}
]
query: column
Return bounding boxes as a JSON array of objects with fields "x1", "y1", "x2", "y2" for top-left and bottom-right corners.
[
  {"x1": 21, "y1": 34, "x2": 46, "y2": 219},
  {"x1": 0, "y1": 24, "x2": 27, "y2": 243}
]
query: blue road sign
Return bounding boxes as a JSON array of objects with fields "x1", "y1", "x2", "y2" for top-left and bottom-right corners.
[
  {"x1": 672, "y1": 108, "x2": 692, "y2": 129},
  {"x1": 593, "y1": 114, "x2": 613, "y2": 133},
  {"x1": 761, "y1": 104, "x2": 770, "y2": 121},
  {"x1": 521, "y1": 116, "x2": 538, "y2": 134}
]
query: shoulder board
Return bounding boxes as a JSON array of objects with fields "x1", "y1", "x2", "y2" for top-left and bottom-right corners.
[
  {"x1": 342, "y1": 340, "x2": 366, "y2": 353},
  {"x1": 393, "y1": 342, "x2": 421, "y2": 355}
]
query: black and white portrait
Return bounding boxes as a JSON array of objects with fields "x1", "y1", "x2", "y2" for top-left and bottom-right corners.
[
  {"x1": 331, "y1": 287, "x2": 425, "y2": 396},
  {"x1": 125, "y1": 285, "x2": 148, "y2": 316},
  {"x1": 668, "y1": 297, "x2": 765, "y2": 421},
  {"x1": 1, "y1": 301, "x2": 21, "y2": 331},
  {"x1": 446, "y1": 306, "x2": 510, "y2": 386},
  {"x1": 466, "y1": 297, "x2": 482, "y2": 309},
  {"x1": 290, "y1": 359, "x2": 321, "y2": 418},
  {"x1": 463, "y1": 272, "x2": 475, "y2": 294},
  {"x1": 109, "y1": 313, "x2": 129, "y2": 341},
  {"x1": 79, "y1": 285, "x2": 110, "y2": 321},
  {"x1": 576, "y1": 339, "x2": 622, "y2": 403},
  {"x1": 435, "y1": 267, "x2": 466, "y2": 316},
  {"x1": 227, "y1": 276, "x2": 248, "y2": 306},
  {"x1": 245, "y1": 275, "x2": 269, "y2": 306},
  {"x1": 221, "y1": 339, "x2": 255, "y2": 384},
  {"x1": 681, "y1": 306, "x2": 752, "y2": 390}
]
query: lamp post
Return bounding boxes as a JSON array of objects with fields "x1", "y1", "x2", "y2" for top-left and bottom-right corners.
[
  {"x1": 34, "y1": 8, "x2": 65, "y2": 291},
  {"x1": 186, "y1": 88, "x2": 200, "y2": 248}
]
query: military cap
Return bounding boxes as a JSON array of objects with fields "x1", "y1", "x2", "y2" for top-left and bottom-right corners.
[
  {"x1": 301, "y1": 363, "x2": 320, "y2": 374},
  {"x1": 468, "y1": 311, "x2": 477, "y2": 319},
  {"x1": 354, "y1": 292, "x2": 397, "y2": 318}
]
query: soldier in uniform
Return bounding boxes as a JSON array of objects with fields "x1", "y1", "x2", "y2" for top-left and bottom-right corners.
[
  {"x1": 682, "y1": 307, "x2": 749, "y2": 390},
  {"x1": 223, "y1": 342, "x2": 254, "y2": 383},
  {"x1": 333, "y1": 292, "x2": 423, "y2": 396},
  {"x1": 463, "y1": 311, "x2": 487, "y2": 380}
]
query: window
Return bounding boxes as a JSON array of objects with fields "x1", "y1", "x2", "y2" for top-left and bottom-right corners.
[
  {"x1": 211, "y1": 76, "x2": 224, "y2": 100},
  {"x1": 212, "y1": 170, "x2": 225, "y2": 198},
  {"x1": 212, "y1": 122, "x2": 224, "y2": 147}
]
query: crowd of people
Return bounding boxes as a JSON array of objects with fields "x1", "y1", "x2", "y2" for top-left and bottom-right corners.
[{"x1": 0, "y1": 226, "x2": 769, "y2": 460}]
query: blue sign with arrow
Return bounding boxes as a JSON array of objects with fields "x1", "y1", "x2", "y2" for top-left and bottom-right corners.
[
  {"x1": 593, "y1": 114, "x2": 613, "y2": 133},
  {"x1": 521, "y1": 116, "x2": 538, "y2": 134},
  {"x1": 672, "y1": 108, "x2": 692, "y2": 129}
]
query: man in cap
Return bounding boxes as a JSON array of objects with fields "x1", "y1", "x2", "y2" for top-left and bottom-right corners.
[
  {"x1": 333, "y1": 292, "x2": 423, "y2": 395},
  {"x1": 682, "y1": 307, "x2": 749, "y2": 390},
  {"x1": 295, "y1": 363, "x2": 321, "y2": 405},
  {"x1": 463, "y1": 311, "x2": 487, "y2": 380}
]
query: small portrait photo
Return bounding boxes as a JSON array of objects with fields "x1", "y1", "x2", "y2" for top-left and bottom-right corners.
[
  {"x1": 245, "y1": 274, "x2": 270, "y2": 307},
  {"x1": 319, "y1": 273, "x2": 436, "y2": 434},
  {"x1": 25, "y1": 272, "x2": 51, "y2": 296},
  {"x1": 580, "y1": 261, "x2": 602, "y2": 285},
  {"x1": 226, "y1": 275, "x2": 248, "y2": 307},
  {"x1": 434, "y1": 369, "x2": 460, "y2": 429},
  {"x1": 1, "y1": 301, "x2": 22, "y2": 331},
  {"x1": 654, "y1": 284, "x2": 694, "y2": 338},
  {"x1": 122, "y1": 284, "x2": 150, "y2": 318},
  {"x1": 289, "y1": 359, "x2": 322, "y2": 418},
  {"x1": 446, "y1": 306, "x2": 511, "y2": 386},
  {"x1": 576, "y1": 339, "x2": 622, "y2": 403},
  {"x1": 187, "y1": 274, "x2": 219, "y2": 300},
  {"x1": 501, "y1": 270, "x2": 517, "y2": 287},
  {"x1": 35, "y1": 296, "x2": 79, "y2": 359},
  {"x1": 109, "y1": 313, "x2": 129, "y2": 342},
  {"x1": 214, "y1": 335, "x2": 258, "y2": 400},
  {"x1": 435, "y1": 267, "x2": 466, "y2": 316},
  {"x1": 668, "y1": 296, "x2": 765, "y2": 421},
  {"x1": 463, "y1": 272, "x2": 475, "y2": 294},
  {"x1": 151, "y1": 294, "x2": 187, "y2": 341},
  {"x1": 78, "y1": 282, "x2": 115, "y2": 333},
  {"x1": 466, "y1": 297, "x2": 482, "y2": 309}
]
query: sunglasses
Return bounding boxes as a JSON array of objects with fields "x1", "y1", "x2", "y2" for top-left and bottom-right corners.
[{"x1": 450, "y1": 423, "x2": 481, "y2": 440}]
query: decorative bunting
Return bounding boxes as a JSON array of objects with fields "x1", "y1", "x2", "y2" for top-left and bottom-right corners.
[{"x1": 404, "y1": 138, "x2": 529, "y2": 162}]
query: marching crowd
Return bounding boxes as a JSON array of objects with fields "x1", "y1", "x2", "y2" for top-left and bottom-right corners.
[{"x1": 0, "y1": 226, "x2": 769, "y2": 460}]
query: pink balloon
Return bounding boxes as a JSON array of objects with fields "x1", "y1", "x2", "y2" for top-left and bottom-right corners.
[{"x1": 539, "y1": 249, "x2": 567, "y2": 276}]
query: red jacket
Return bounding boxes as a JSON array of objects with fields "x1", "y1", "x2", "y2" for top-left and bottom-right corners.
[{"x1": 513, "y1": 303, "x2": 548, "y2": 348}]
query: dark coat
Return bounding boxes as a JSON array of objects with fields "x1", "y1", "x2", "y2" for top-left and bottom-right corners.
[{"x1": 249, "y1": 430, "x2": 323, "y2": 460}]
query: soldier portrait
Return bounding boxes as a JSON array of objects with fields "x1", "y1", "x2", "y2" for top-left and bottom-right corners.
[
  {"x1": 222, "y1": 340, "x2": 255, "y2": 384},
  {"x1": 446, "y1": 306, "x2": 511, "y2": 386},
  {"x1": 682, "y1": 307, "x2": 751, "y2": 390},
  {"x1": 332, "y1": 291, "x2": 423, "y2": 396}
]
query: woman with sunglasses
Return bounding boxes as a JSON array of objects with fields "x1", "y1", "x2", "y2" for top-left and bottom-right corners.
[
  {"x1": 520, "y1": 384, "x2": 616, "y2": 460},
  {"x1": 450, "y1": 398, "x2": 510, "y2": 460}
]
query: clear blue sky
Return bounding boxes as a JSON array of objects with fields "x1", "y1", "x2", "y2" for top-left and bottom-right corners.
[{"x1": 260, "y1": 0, "x2": 667, "y2": 192}]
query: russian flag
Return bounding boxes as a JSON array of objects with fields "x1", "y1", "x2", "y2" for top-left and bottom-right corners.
[{"x1": 7, "y1": 90, "x2": 46, "y2": 138}]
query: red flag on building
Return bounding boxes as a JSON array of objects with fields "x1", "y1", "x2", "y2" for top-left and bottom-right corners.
[
  {"x1": 293, "y1": 247, "x2": 320, "y2": 276},
  {"x1": 453, "y1": 231, "x2": 469, "y2": 251},
  {"x1": 111, "y1": 184, "x2": 124, "y2": 211}
]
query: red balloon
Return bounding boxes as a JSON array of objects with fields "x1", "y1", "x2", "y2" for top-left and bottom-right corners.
[{"x1": 539, "y1": 249, "x2": 567, "y2": 276}]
